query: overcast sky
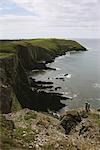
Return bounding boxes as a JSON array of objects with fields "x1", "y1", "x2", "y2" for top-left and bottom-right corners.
[{"x1": 0, "y1": 0, "x2": 100, "y2": 39}]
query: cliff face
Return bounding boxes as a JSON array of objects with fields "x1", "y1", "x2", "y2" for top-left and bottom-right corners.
[
  {"x1": 0, "y1": 39, "x2": 87, "y2": 113},
  {"x1": 0, "y1": 54, "x2": 19, "y2": 113}
]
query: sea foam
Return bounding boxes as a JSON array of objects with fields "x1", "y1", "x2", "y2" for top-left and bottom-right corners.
[
  {"x1": 93, "y1": 83, "x2": 100, "y2": 88},
  {"x1": 66, "y1": 74, "x2": 72, "y2": 79},
  {"x1": 56, "y1": 67, "x2": 61, "y2": 71}
]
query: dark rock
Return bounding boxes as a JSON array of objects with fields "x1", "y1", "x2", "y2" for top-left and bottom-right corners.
[
  {"x1": 55, "y1": 77, "x2": 65, "y2": 81},
  {"x1": 29, "y1": 77, "x2": 53, "y2": 88},
  {"x1": 55, "y1": 87, "x2": 62, "y2": 91},
  {"x1": 46, "y1": 67, "x2": 56, "y2": 71},
  {"x1": 29, "y1": 77, "x2": 37, "y2": 87},
  {"x1": 60, "y1": 112, "x2": 82, "y2": 134},
  {"x1": 46, "y1": 59, "x2": 54, "y2": 64},
  {"x1": 0, "y1": 55, "x2": 19, "y2": 114},
  {"x1": 16, "y1": 84, "x2": 66, "y2": 111},
  {"x1": 17, "y1": 45, "x2": 48, "y2": 71},
  {"x1": 38, "y1": 85, "x2": 53, "y2": 89},
  {"x1": 64, "y1": 74, "x2": 68, "y2": 76},
  {"x1": 34, "y1": 91, "x2": 66, "y2": 111},
  {"x1": 36, "y1": 80, "x2": 53, "y2": 85},
  {"x1": 79, "y1": 125, "x2": 89, "y2": 136},
  {"x1": 80, "y1": 111, "x2": 88, "y2": 118},
  {"x1": 97, "y1": 108, "x2": 100, "y2": 112},
  {"x1": 59, "y1": 77, "x2": 64, "y2": 80},
  {"x1": 0, "y1": 115, "x2": 15, "y2": 130},
  {"x1": 0, "y1": 85, "x2": 12, "y2": 114},
  {"x1": 49, "y1": 89, "x2": 54, "y2": 92}
]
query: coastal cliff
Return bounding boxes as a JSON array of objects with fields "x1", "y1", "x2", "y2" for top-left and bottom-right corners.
[
  {"x1": 0, "y1": 39, "x2": 100, "y2": 150},
  {"x1": 0, "y1": 39, "x2": 87, "y2": 113}
]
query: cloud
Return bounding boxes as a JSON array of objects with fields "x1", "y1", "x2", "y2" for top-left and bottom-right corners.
[
  {"x1": 9, "y1": 0, "x2": 100, "y2": 26},
  {"x1": 0, "y1": 0, "x2": 100, "y2": 38}
]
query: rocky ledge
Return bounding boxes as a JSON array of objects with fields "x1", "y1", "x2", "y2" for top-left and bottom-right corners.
[{"x1": 0, "y1": 109, "x2": 100, "y2": 150}]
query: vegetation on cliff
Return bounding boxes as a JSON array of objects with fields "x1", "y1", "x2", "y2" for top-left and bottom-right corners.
[
  {"x1": 0, "y1": 39, "x2": 86, "y2": 64},
  {"x1": 0, "y1": 38, "x2": 86, "y2": 54}
]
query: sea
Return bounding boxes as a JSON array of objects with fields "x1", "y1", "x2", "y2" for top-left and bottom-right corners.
[{"x1": 32, "y1": 39, "x2": 100, "y2": 111}]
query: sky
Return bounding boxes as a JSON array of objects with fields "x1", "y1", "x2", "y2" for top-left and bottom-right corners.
[{"x1": 0, "y1": 0, "x2": 100, "y2": 39}]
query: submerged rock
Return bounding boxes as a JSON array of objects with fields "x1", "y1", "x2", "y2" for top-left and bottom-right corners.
[
  {"x1": 55, "y1": 87, "x2": 62, "y2": 91},
  {"x1": 55, "y1": 77, "x2": 65, "y2": 81},
  {"x1": 64, "y1": 73, "x2": 68, "y2": 76}
]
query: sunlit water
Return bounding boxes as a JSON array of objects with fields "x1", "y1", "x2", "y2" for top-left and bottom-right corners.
[{"x1": 32, "y1": 39, "x2": 100, "y2": 110}]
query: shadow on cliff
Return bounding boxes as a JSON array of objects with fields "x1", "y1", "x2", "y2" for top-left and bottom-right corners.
[{"x1": 15, "y1": 45, "x2": 66, "y2": 112}]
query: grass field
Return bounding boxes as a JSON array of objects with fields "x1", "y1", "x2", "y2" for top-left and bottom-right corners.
[{"x1": 0, "y1": 38, "x2": 85, "y2": 56}]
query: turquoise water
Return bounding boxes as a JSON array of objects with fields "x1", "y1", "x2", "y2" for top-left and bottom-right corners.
[{"x1": 33, "y1": 39, "x2": 100, "y2": 110}]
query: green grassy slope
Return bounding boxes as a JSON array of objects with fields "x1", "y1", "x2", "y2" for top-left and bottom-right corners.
[
  {"x1": 0, "y1": 38, "x2": 86, "y2": 56},
  {"x1": 29, "y1": 38, "x2": 84, "y2": 50}
]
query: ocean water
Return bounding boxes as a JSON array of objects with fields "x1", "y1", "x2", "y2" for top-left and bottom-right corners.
[{"x1": 33, "y1": 39, "x2": 100, "y2": 110}]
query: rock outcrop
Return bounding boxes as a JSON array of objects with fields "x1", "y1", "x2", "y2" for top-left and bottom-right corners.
[{"x1": 60, "y1": 112, "x2": 82, "y2": 134}]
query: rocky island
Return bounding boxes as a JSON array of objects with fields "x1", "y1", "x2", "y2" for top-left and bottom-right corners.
[{"x1": 0, "y1": 38, "x2": 100, "y2": 150}]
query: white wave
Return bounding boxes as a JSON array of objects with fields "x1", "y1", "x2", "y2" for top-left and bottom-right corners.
[
  {"x1": 57, "y1": 55, "x2": 66, "y2": 60},
  {"x1": 96, "y1": 98, "x2": 100, "y2": 101},
  {"x1": 73, "y1": 94, "x2": 78, "y2": 98},
  {"x1": 65, "y1": 52, "x2": 70, "y2": 57},
  {"x1": 93, "y1": 83, "x2": 100, "y2": 88},
  {"x1": 66, "y1": 74, "x2": 72, "y2": 79},
  {"x1": 55, "y1": 74, "x2": 64, "y2": 78},
  {"x1": 54, "y1": 60, "x2": 57, "y2": 63},
  {"x1": 61, "y1": 92, "x2": 73, "y2": 99},
  {"x1": 61, "y1": 91, "x2": 78, "y2": 99},
  {"x1": 61, "y1": 92, "x2": 69, "y2": 95},
  {"x1": 56, "y1": 67, "x2": 61, "y2": 71},
  {"x1": 55, "y1": 73, "x2": 72, "y2": 79},
  {"x1": 87, "y1": 47, "x2": 91, "y2": 50}
]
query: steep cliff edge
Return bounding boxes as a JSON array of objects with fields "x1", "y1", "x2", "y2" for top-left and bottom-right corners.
[
  {"x1": 0, "y1": 39, "x2": 87, "y2": 113},
  {"x1": 0, "y1": 54, "x2": 22, "y2": 113}
]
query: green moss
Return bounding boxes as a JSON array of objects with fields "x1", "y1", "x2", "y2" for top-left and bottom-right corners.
[
  {"x1": 1, "y1": 137, "x2": 14, "y2": 150},
  {"x1": 11, "y1": 92, "x2": 22, "y2": 112},
  {"x1": 43, "y1": 144, "x2": 55, "y2": 150},
  {"x1": 0, "y1": 115, "x2": 35, "y2": 149},
  {"x1": 0, "y1": 115, "x2": 15, "y2": 150},
  {"x1": 24, "y1": 111, "x2": 37, "y2": 120},
  {"x1": 88, "y1": 112, "x2": 100, "y2": 126},
  {"x1": 0, "y1": 53, "x2": 14, "y2": 59},
  {"x1": 14, "y1": 127, "x2": 35, "y2": 143}
]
